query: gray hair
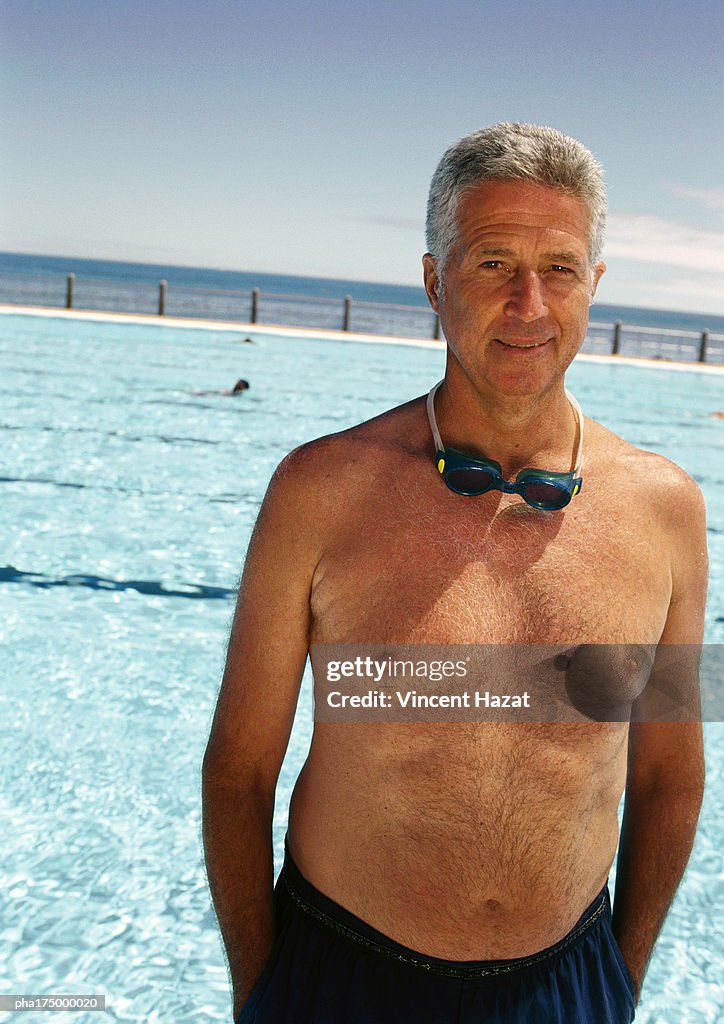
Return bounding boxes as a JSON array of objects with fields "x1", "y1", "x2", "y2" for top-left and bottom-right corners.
[{"x1": 426, "y1": 123, "x2": 606, "y2": 273}]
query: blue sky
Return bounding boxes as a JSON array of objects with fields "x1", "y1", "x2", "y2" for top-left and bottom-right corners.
[{"x1": 2, "y1": 0, "x2": 722, "y2": 314}]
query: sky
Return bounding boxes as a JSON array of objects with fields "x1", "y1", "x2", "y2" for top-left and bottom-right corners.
[{"x1": 1, "y1": 0, "x2": 723, "y2": 315}]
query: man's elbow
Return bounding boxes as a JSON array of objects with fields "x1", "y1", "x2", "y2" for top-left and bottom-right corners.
[
  {"x1": 627, "y1": 763, "x2": 705, "y2": 820},
  {"x1": 202, "y1": 740, "x2": 249, "y2": 789},
  {"x1": 201, "y1": 737, "x2": 277, "y2": 803}
]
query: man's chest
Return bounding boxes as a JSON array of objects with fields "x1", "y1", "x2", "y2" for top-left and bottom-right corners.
[{"x1": 310, "y1": 487, "x2": 671, "y2": 645}]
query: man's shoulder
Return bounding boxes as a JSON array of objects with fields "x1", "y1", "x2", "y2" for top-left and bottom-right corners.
[
  {"x1": 587, "y1": 418, "x2": 704, "y2": 517},
  {"x1": 276, "y1": 397, "x2": 426, "y2": 475},
  {"x1": 265, "y1": 396, "x2": 427, "y2": 503}
]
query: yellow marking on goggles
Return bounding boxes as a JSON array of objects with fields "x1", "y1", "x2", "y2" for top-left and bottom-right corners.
[{"x1": 437, "y1": 457, "x2": 446, "y2": 474}]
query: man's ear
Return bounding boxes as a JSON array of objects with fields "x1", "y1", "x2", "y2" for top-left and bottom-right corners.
[
  {"x1": 591, "y1": 261, "x2": 606, "y2": 299},
  {"x1": 422, "y1": 253, "x2": 441, "y2": 313}
]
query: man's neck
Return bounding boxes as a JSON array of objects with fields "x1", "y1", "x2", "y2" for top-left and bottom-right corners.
[{"x1": 433, "y1": 376, "x2": 579, "y2": 478}]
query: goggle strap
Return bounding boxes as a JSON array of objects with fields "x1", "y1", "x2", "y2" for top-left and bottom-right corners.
[
  {"x1": 565, "y1": 388, "x2": 585, "y2": 477},
  {"x1": 426, "y1": 380, "x2": 445, "y2": 453}
]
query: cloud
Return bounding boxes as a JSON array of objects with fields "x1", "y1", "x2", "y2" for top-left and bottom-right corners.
[
  {"x1": 605, "y1": 214, "x2": 724, "y2": 272},
  {"x1": 354, "y1": 214, "x2": 423, "y2": 232},
  {"x1": 639, "y1": 277, "x2": 724, "y2": 305},
  {"x1": 671, "y1": 185, "x2": 724, "y2": 214}
]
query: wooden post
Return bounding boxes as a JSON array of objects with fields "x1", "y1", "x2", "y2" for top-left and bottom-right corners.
[
  {"x1": 612, "y1": 320, "x2": 622, "y2": 355},
  {"x1": 251, "y1": 288, "x2": 259, "y2": 324},
  {"x1": 698, "y1": 329, "x2": 709, "y2": 364},
  {"x1": 343, "y1": 296, "x2": 352, "y2": 332},
  {"x1": 158, "y1": 280, "x2": 167, "y2": 316},
  {"x1": 66, "y1": 273, "x2": 75, "y2": 309},
  {"x1": 433, "y1": 314, "x2": 441, "y2": 340}
]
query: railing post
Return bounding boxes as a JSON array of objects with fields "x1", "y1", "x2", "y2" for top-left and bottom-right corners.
[
  {"x1": 343, "y1": 295, "x2": 352, "y2": 332},
  {"x1": 158, "y1": 280, "x2": 167, "y2": 316},
  {"x1": 65, "y1": 273, "x2": 75, "y2": 310},
  {"x1": 251, "y1": 288, "x2": 259, "y2": 324},
  {"x1": 433, "y1": 314, "x2": 441, "y2": 340},
  {"x1": 698, "y1": 329, "x2": 709, "y2": 364},
  {"x1": 612, "y1": 320, "x2": 622, "y2": 355}
]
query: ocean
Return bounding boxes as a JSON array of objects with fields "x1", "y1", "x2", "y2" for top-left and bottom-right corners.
[{"x1": 1, "y1": 251, "x2": 723, "y2": 362}]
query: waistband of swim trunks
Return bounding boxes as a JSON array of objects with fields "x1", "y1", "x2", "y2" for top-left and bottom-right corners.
[{"x1": 279, "y1": 840, "x2": 609, "y2": 980}]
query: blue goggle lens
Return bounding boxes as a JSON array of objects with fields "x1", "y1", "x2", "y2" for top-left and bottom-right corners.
[
  {"x1": 519, "y1": 480, "x2": 572, "y2": 511},
  {"x1": 444, "y1": 467, "x2": 499, "y2": 495}
]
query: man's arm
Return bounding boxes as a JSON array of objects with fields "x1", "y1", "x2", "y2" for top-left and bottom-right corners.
[
  {"x1": 202, "y1": 447, "x2": 321, "y2": 1019},
  {"x1": 612, "y1": 471, "x2": 708, "y2": 1002}
]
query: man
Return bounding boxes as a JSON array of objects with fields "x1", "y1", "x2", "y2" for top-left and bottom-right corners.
[{"x1": 202, "y1": 123, "x2": 707, "y2": 1023}]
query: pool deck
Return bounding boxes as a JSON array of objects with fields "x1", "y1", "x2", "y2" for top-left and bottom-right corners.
[{"x1": 2, "y1": 303, "x2": 723, "y2": 374}]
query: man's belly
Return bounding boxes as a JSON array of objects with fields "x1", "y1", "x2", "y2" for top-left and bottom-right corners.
[{"x1": 288, "y1": 721, "x2": 628, "y2": 960}]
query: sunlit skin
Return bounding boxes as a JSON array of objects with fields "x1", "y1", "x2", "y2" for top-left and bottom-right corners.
[{"x1": 423, "y1": 180, "x2": 605, "y2": 477}]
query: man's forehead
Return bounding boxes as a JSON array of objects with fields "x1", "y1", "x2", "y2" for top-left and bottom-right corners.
[{"x1": 454, "y1": 180, "x2": 591, "y2": 251}]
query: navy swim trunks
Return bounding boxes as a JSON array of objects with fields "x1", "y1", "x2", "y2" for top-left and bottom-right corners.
[{"x1": 237, "y1": 845, "x2": 636, "y2": 1023}]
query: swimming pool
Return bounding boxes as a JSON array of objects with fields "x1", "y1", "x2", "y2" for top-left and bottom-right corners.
[{"x1": 1, "y1": 312, "x2": 722, "y2": 1023}]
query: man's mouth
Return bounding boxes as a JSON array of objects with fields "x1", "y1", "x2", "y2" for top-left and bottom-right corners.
[{"x1": 495, "y1": 338, "x2": 551, "y2": 349}]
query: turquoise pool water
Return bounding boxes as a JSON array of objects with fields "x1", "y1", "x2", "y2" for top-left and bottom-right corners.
[{"x1": 1, "y1": 312, "x2": 722, "y2": 1023}]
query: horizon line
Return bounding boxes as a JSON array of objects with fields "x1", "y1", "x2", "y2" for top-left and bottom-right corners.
[{"x1": 1, "y1": 248, "x2": 723, "y2": 323}]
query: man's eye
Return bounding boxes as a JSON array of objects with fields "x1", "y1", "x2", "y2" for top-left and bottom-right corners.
[
  {"x1": 480, "y1": 260, "x2": 505, "y2": 269},
  {"x1": 551, "y1": 265, "x2": 574, "y2": 274}
]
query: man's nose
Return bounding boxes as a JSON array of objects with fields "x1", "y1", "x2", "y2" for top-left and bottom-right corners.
[{"x1": 504, "y1": 270, "x2": 548, "y2": 322}]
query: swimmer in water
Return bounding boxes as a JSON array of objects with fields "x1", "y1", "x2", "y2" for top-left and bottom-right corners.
[{"x1": 189, "y1": 379, "x2": 250, "y2": 397}]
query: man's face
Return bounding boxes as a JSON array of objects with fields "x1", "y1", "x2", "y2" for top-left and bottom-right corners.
[{"x1": 423, "y1": 180, "x2": 605, "y2": 397}]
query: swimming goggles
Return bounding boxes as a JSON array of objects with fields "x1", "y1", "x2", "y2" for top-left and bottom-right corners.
[{"x1": 426, "y1": 380, "x2": 584, "y2": 511}]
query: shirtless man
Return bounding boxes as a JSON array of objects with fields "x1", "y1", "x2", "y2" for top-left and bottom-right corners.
[{"x1": 202, "y1": 123, "x2": 707, "y2": 1023}]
